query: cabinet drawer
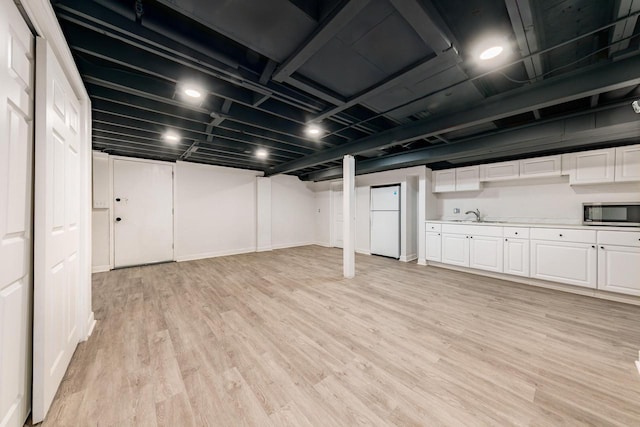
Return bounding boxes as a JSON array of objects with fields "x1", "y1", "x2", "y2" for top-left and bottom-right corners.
[
  {"x1": 530, "y1": 228, "x2": 596, "y2": 243},
  {"x1": 425, "y1": 222, "x2": 442, "y2": 232},
  {"x1": 441, "y1": 224, "x2": 503, "y2": 237},
  {"x1": 503, "y1": 227, "x2": 529, "y2": 239},
  {"x1": 597, "y1": 230, "x2": 640, "y2": 247}
]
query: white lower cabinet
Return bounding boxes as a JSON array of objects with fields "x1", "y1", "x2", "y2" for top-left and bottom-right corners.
[
  {"x1": 597, "y1": 245, "x2": 640, "y2": 295},
  {"x1": 469, "y1": 235, "x2": 503, "y2": 272},
  {"x1": 425, "y1": 231, "x2": 442, "y2": 262},
  {"x1": 503, "y1": 238, "x2": 530, "y2": 277},
  {"x1": 441, "y1": 233, "x2": 469, "y2": 267},
  {"x1": 530, "y1": 240, "x2": 597, "y2": 288}
]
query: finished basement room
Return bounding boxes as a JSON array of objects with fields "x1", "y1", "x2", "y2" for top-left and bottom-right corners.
[{"x1": 2, "y1": 0, "x2": 640, "y2": 426}]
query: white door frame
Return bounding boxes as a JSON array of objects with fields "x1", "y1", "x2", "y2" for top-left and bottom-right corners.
[{"x1": 109, "y1": 156, "x2": 176, "y2": 267}]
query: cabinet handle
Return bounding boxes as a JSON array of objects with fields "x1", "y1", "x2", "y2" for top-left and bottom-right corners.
[
  {"x1": 600, "y1": 246, "x2": 604, "y2": 249},
  {"x1": 438, "y1": 233, "x2": 440, "y2": 236},
  {"x1": 505, "y1": 239, "x2": 508, "y2": 242},
  {"x1": 559, "y1": 234, "x2": 563, "y2": 237},
  {"x1": 591, "y1": 245, "x2": 595, "y2": 249},
  {"x1": 470, "y1": 236, "x2": 473, "y2": 239},
  {"x1": 515, "y1": 232, "x2": 518, "y2": 235}
]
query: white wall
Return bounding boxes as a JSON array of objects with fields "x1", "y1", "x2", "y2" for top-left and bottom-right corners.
[
  {"x1": 271, "y1": 174, "x2": 315, "y2": 249},
  {"x1": 175, "y1": 161, "x2": 262, "y2": 261},
  {"x1": 434, "y1": 176, "x2": 640, "y2": 224},
  {"x1": 312, "y1": 166, "x2": 425, "y2": 259},
  {"x1": 313, "y1": 182, "x2": 331, "y2": 246},
  {"x1": 91, "y1": 210, "x2": 110, "y2": 271},
  {"x1": 355, "y1": 186, "x2": 370, "y2": 254}
]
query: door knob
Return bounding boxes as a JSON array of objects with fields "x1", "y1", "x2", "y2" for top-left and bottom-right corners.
[
  {"x1": 115, "y1": 197, "x2": 121, "y2": 202},
  {"x1": 116, "y1": 217, "x2": 122, "y2": 222}
]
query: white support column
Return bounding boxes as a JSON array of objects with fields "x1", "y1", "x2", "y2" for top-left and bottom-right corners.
[
  {"x1": 417, "y1": 167, "x2": 427, "y2": 265},
  {"x1": 343, "y1": 155, "x2": 355, "y2": 278},
  {"x1": 256, "y1": 177, "x2": 272, "y2": 252}
]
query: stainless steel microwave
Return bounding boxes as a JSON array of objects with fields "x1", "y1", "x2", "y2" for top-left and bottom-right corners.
[{"x1": 583, "y1": 203, "x2": 640, "y2": 226}]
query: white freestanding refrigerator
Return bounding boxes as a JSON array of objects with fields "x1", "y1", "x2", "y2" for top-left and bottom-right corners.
[{"x1": 370, "y1": 185, "x2": 400, "y2": 258}]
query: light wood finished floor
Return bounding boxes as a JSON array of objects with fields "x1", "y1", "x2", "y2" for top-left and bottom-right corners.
[{"x1": 39, "y1": 246, "x2": 640, "y2": 426}]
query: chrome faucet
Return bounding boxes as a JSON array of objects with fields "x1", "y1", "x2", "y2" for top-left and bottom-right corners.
[{"x1": 465, "y1": 209, "x2": 481, "y2": 222}]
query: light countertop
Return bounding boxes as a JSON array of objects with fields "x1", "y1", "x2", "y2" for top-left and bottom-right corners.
[{"x1": 425, "y1": 220, "x2": 639, "y2": 232}]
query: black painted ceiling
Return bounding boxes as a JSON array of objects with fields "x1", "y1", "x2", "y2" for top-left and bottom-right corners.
[{"x1": 52, "y1": 0, "x2": 640, "y2": 180}]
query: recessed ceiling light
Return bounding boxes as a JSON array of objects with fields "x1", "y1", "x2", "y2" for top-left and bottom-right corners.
[
  {"x1": 164, "y1": 132, "x2": 180, "y2": 143},
  {"x1": 305, "y1": 125, "x2": 322, "y2": 136},
  {"x1": 256, "y1": 149, "x2": 268, "y2": 159},
  {"x1": 479, "y1": 45, "x2": 504, "y2": 60},
  {"x1": 184, "y1": 88, "x2": 202, "y2": 98}
]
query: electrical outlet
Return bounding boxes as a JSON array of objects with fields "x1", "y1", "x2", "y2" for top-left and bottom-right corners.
[{"x1": 453, "y1": 208, "x2": 460, "y2": 214}]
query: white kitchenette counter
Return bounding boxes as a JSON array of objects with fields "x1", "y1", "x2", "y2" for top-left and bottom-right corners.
[{"x1": 426, "y1": 220, "x2": 639, "y2": 232}]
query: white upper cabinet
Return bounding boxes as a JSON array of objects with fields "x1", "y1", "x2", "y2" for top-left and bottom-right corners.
[
  {"x1": 480, "y1": 161, "x2": 519, "y2": 181},
  {"x1": 433, "y1": 166, "x2": 480, "y2": 192},
  {"x1": 519, "y1": 155, "x2": 561, "y2": 177},
  {"x1": 563, "y1": 148, "x2": 615, "y2": 185},
  {"x1": 614, "y1": 145, "x2": 640, "y2": 182},
  {"x1": 433, "y1": 169, "x2": 456, "y2": 192},
  {"x1": 456, "y1": 166, "x2": 481, "y2": 191}
]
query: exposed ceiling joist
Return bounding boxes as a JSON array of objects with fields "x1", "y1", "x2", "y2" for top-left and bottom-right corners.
[
  {"x1": 272, "y1": 0, "x2": 371, "y2": 81},
  {"x1": 304, "y1": 104, "x2": 640, "y2": 180},
  {"x1": 505, "y1": 0, "x2": 543, "y2": 82},
  {"x1": 310, "y1": 50, "x2": 460, "y2": 123},
  {"x1": 609, "y1": 0, "x2": 640, "y2": 56},
  {"x1": 267, "y1": 53, "x2": 640, "y2": 175},
  {"x1": 388, "y1": 0, "x2": 454, "y2": 53}
]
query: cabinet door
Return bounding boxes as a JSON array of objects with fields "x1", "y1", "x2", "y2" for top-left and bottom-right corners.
[
  {"x1": 433, "y1": 169, "x2": 456, "y2": 193},
  {"x1": 455, "y1": 166, "x2": 480, "y2": 191},
  {"x1": 570, "y1": 148, "x2": 615, "y2": 184},
  {"x1": 441, "y1": 233, "x2": 469, "y2": 267},
  {"x1": 614, "y1": 145, "x2": 640, "y2": 182},
  {"x1": 504, "y1": 238, "x2": 530, "y2": 277},
  {"x1": 530, "y1": 240, "x2": 597, "y2": 288},
  {"x1": 425, "y1": 232, "x2": 441, "y2": 262},
  {"x1": 469, "y1": 235, "x2": 503, "y2": 273},
  {"x1": 598, "y1": 245, "x2": 640, "y2": 296},
  {"x1": 480, "y1": 161, "x2": 519, "y2": 181},
  {"x1": 519, "y1": 155, "x2": 561, "y2": 177}
]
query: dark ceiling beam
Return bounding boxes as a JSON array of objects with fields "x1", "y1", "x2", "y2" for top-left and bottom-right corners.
[
  {"x1": 92, "y1": 109, "x2": 314, "y2": 157},
  {"x1": 288, "y1": 0, "x2": 320, "y2": 20},
  {"x1": 303, "y1": 104, "x2": 640, "y2": 180},
  {"x1": 54, "y1": 0, "x2": 327, "y2": 113},
  {"x1": 609, "y1": 0, "x2": 640, "y2": 56},
  {"x1": 84, "y1": 75, "x2": 337, "y2": 150},
  {"x1": 272, "y1": 0, "x2": 371, "y2": 82},
  {"x1": 284, "y1": 74, "x2": 346, "y2": 105},
  {"x1": 83, "y1": 73, "x2": 323, "y2": 152},
  {"x1": 388, "y1": 0, "x2": 454, "y2": 53},
  {"x1": 267, "y1": 53, "x2": 640, "y2": 176},
  {"x1": 505, "y1": 0, "x2": 543, "y2": 82},
  {"x1": 70, "y1": 34, "x2": 366, "y2": 142},
  {"x1": 310, "y1": 51, "x2": 460, "y2": 123}
]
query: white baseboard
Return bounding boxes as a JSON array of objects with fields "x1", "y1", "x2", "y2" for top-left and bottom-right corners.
[
  {"x1": 356, "y1": 249, "x2": 371, "y2": 255},
  {"x1": 176, "y1": 247, "x2": 257, "y2": 262},
  {"x1": 92, "y1": 265, "x2": 111, "y2": 273},
  {"x1": 314, "y1": 241, "x2": 332, "y2": 248},
  {"x1": 400, "y1": 253, "x2": 418, "y2": 263},
  {"x1": 417, "y1": 259, "x2": 427, "y2": 266},
  {"x1": 83, "y1": 311, "x2": 96, "y2": 341},
  {"x1": 271, "y1": 242, "x2": 314, "y2": 250},
  {"x1": 424, "y1": 262, "x2": 640, "y2": 306},
  {"x1": 636, "y1": 359, "x2": 640, "y2": 376},
  {"x1": 256, "y1": 246, "x2": 273, "y2": 252}
]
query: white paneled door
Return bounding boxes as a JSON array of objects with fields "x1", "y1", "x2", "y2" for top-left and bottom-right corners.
[
  {"x1": 32, "y1": 38, "x2": 83, "y2": 423},
  {"x1": 113, "y1": 159, "x2": 174, "y2": 268},
  {"x1": 0, "y1": 1, "x2": 34, "y2": 426}
]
